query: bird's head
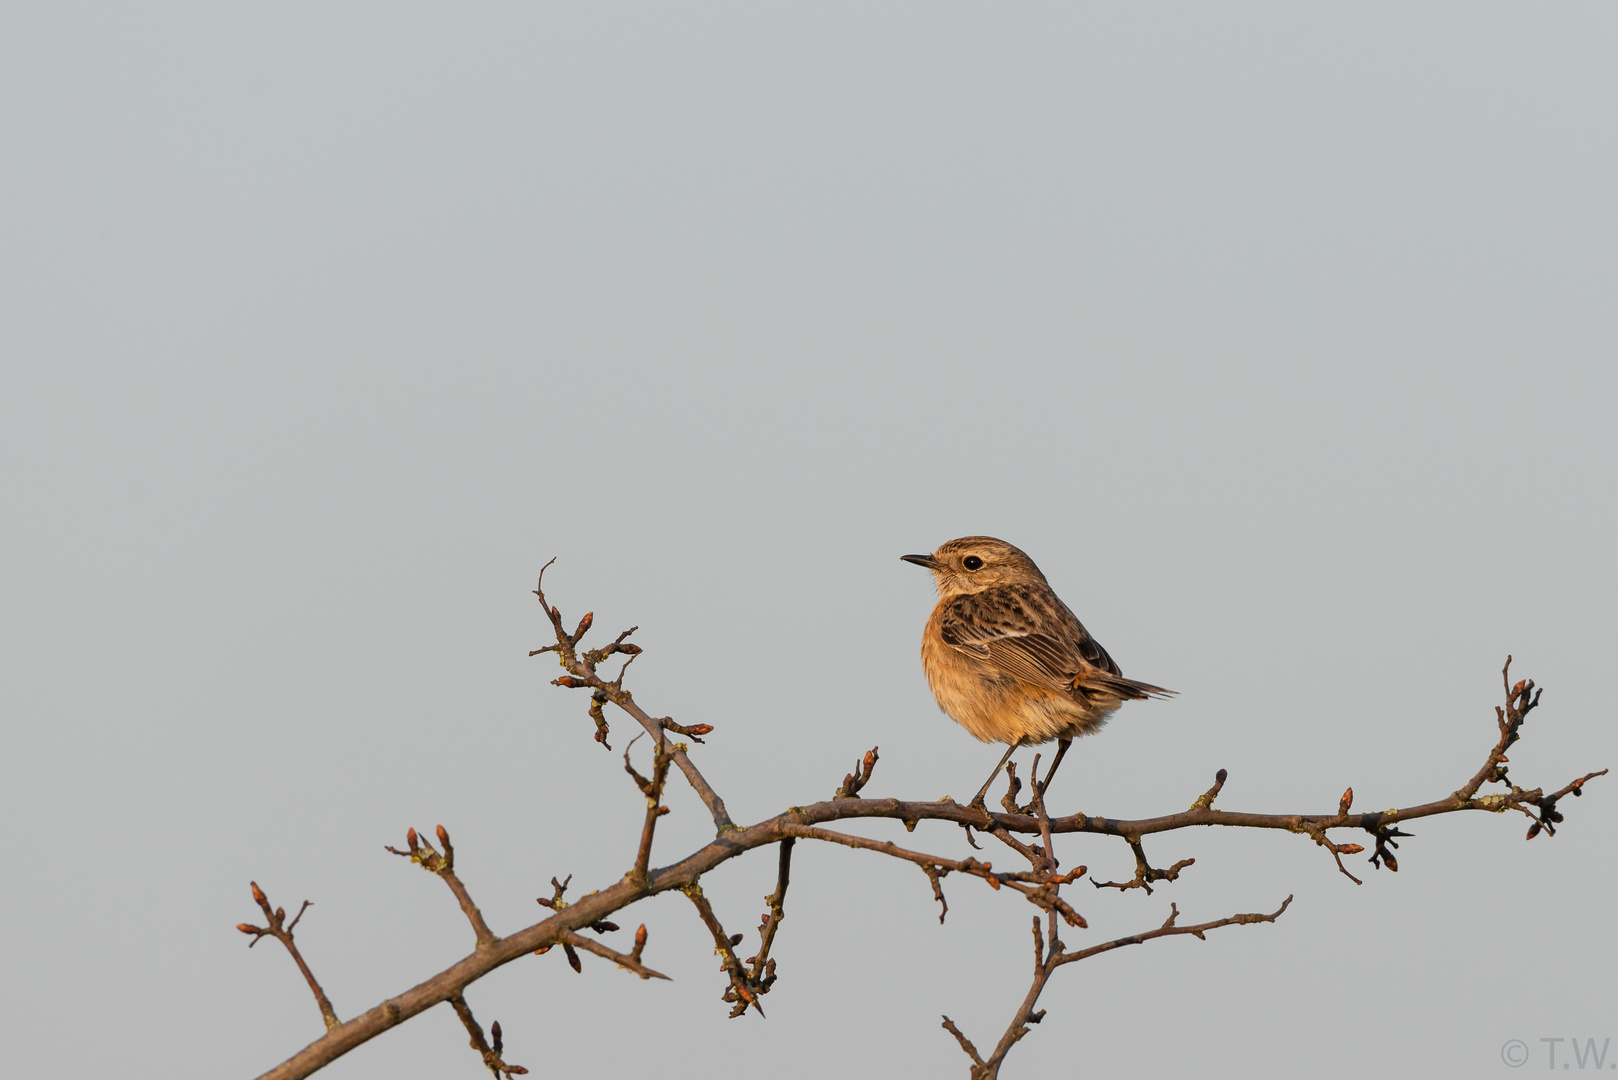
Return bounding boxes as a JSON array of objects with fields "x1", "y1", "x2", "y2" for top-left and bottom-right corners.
[{"x1": 901, "y1": 536, "x2": 1049, "y2": 598}]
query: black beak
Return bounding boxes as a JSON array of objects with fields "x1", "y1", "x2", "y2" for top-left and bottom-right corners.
[{"x1": 901, "y1": 554, "x2": 942, "y2": 570}]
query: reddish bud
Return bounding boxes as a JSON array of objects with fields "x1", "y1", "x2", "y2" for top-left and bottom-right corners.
[
  {"x1": 1338, "y1": 787, "x2": 1353, "y2": 815},
  {"x1": 406, "y1": 827, "x2": 419, "y2": 849},
  {"x1": 1339, "y1": 843, "x2": 1365, "y2": 855},
  {"x1": 275, "y1": 907, "x2": 285, "y2": 922},
  {"x1": 533, "y1": 945, "x2": 552, "y2": 955},
  {"x1": 236, "y1": 924, "x2": 258, "y2": 934},
  {"x1": 688, "y1": 724, "x2": 714, "y2": 736},
  {"x1": 986, "y1": 875, "x2": 1001, "y2": 891},
  {"x1": 564, "y1": 943, "x2": 582, "y2": 973},
  {"x1": 251, "y1": 882, "x2": 267, "y2": 904},
  {"x1": 728, "y1": 933, "x2": 743, "y2": 947},
  {"x1": 634, "y1": 924, "x2": 648, "y2": 950},
  {"x1": 508, "y1": 1068, "x2": 529, "y2": 1076},
  {"x1": 574, "y1": 612, "x2": 594, "y2": 639},
  {"x1": 490, "y1": 1020, "x2": 503, "y2": 1050},
  {"x1": 436, "y1": 824, "x2": 449, "y2": 846},
  {"x1": 1526, "y1": 822, "x2": 1542, "y2": 839}
]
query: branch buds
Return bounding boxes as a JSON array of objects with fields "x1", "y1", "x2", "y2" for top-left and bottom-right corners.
[
  {"x1": 537, "y1": 875, "x2": 572, "y2": 910},
  {"x1": 661, "y1": 718, "x2": 715, "y2": 743},
  {"x1": 1339, "y1": 787, "x2": 1354, "y2": 816},
  {"x1": 385, "y1": 826, "x2": 452, "y2": 874},
  {"x1": 631, "y1": 924, "x2": 648, "y2": 963},
  {"x1": 834, "y1": 745, "x2": 880, "y2": 799}
]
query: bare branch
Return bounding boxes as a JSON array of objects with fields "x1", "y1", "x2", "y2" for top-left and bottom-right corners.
[
  {"x1": 624, "y1": 732, "x2": 673, "y2": 886},
  {"x1": 834, "y1": 746, "x2": 879, "y2": 800},
  {"x1": 1190, "y1": 768, "x2": 1229, "y2": 811},
  {"x1": 1056, "y1": 895, "x2": 1293, "y2": 967},
  {"x1": 744, "y1": 839, "x2": 794, "y2": 996},
  {"x1": 941, "y1": 1016, "x2": 987, "y2": 1076},
  {"x1": 959, "y1": 896, "x2": 1295, "y2": 1079},
  {"x1": 242, "y1": 577, "x2": 1607, "y2": 1080},
  {"x1": 237, "y1": 883, "x2": 339, "y2": 1033},
  {"x1": 532, "y1": 566, "x2": 734, "y2": 831},
  {"x1": 683, "y1": 883, "x2": 766, "y2": 1018},
  {"x1": 384, "y1": 825, "x2": 498, "y2": 948},
  {"x1": 1091, "y1": 839, "x2": 1195, "y2": 894},
  {"x1": 557, "y1": 930, "x2": 670, "y2": 981},
  {"x1": 447, "y1": 995, "x2": 528, "y2": 1078}
]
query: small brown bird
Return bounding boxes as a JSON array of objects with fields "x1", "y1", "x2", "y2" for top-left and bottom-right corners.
[{"x1": 902, "y1": 536, "x2": 1173, "y2": 807}]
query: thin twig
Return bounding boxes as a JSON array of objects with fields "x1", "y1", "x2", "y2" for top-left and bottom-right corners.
[
  {"x1": 237, "y1": 883, "x2": 340, "y2": 1033},
  {"x1": 385, "y1": 825, "x2": 498, "y2": 948},
  {"x1": 557, "y1": 930, "x2": 671, "y2": 981},
  {"x1": 624, "y1": 732, "x2": 673, "y2": 886},
  {"x1": 533, "y1": 567, "x2": 734, "y2": 831},
  {"x1": 683, "y1": 883, "x2": 765, "y2": 1018},
  {"x1": 447, "y1": 995, "x2": 528, "y2": 1078},
  {"x1": 745, "y1": 839, "x2": 795, "y2": 994}
]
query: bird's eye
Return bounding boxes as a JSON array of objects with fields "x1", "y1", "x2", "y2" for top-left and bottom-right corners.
[{"x1": 962, "y1": 555, "x2": 984, "y2": 571}]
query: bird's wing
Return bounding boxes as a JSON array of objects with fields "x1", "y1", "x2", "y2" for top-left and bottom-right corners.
[{"x1": 938, "y1": 588, "x2": 1173, "y2": 702}]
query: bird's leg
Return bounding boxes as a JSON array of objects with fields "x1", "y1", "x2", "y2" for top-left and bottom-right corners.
[
  {"x1": 968, "y1": 739, "x2": 1022, "y2": 813},
  {"x1": 1032, "y1": 738, "x2": 1072, "y2": 802}
]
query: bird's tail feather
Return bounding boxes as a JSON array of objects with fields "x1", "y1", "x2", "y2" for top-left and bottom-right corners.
[{"x1": 1074, "y1": 670, "x2": 1176, "y2": 701}]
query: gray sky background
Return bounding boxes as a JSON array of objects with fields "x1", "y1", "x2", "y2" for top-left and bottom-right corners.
[{"x1": 3, "y1": 5, "x2": 1615, "y2": 1079}]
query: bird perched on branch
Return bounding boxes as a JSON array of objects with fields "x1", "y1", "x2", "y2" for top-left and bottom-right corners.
[{"x1": 902, "y1": 536, "x2": 1174, "y2": 808}]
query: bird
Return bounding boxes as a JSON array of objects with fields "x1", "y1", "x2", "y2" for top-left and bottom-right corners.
[{"x1": 901, "y1": 536, "x2": 1173, "y2": 808}]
